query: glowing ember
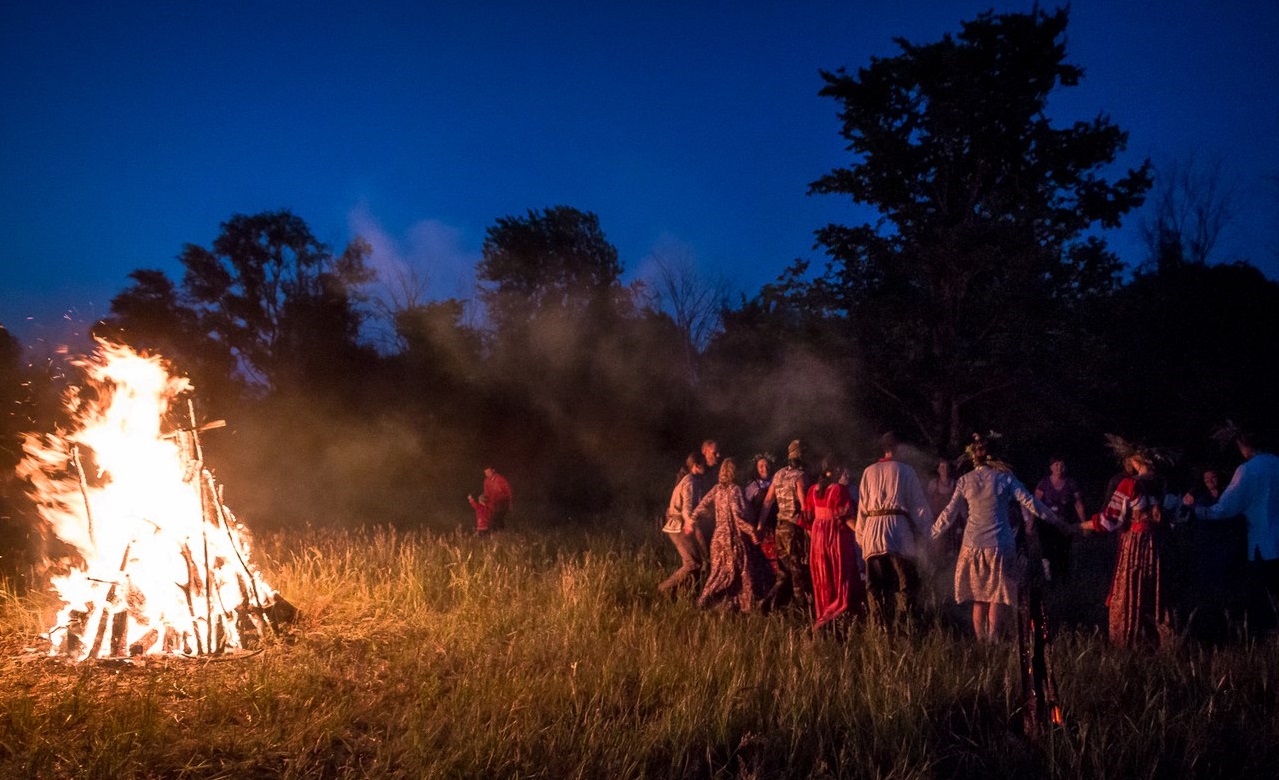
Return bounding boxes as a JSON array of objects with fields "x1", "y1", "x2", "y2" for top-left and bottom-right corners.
[{"x1": 17, "y1": 340, "x2": 286, "y2": 660}]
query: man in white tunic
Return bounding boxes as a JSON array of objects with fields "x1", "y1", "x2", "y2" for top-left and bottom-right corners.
[{"x1": 857, "y1": 432, "x2": 932, "y2": 630}]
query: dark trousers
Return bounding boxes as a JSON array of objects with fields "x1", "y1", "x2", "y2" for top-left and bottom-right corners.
[
  {"x1": 490, "y1": 507, "x2": 509, "y2": 531},
  {"x1": 866, "y1": 553, "x2": 920, "y2": 631},
  {"x1": 770, "y1": 519, "x2": 811, "y2": 609},
  {"x1": 1037, "y1": 523, "x2": 1072, "y2": 583},
  {"x1": 1186, "y1": 518, "x2": 1246, "y2": 643},
  {"x1": 1245, "y1": 555, "x2": 1279, "y2": 636}
]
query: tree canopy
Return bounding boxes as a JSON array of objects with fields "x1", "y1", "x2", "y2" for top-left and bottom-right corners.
[
  {"x1": 109, "y1": 210, "x2": 375, "y2": 396},
  {"x1": 804, "y1": 6, "x2": 1151, "y2": 449},
  {"x1": 477, "y1": 206, "x2": 626, "y2": 336}
]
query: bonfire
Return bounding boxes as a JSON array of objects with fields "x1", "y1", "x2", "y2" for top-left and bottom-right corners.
[{"x1": 16, "y1": 340, "x2": 292, "y2": 661}]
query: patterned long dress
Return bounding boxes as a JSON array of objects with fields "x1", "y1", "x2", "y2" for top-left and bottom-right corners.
[
  {"x1": 1092, "y1": 476, "x2": 1176, "y2": 648},
  {"x1": 806, "y1": 482, "x2": 867, "y2": 628},
  {"x1": 694, "y1": 484, "x2": 774, "y2": 611}
]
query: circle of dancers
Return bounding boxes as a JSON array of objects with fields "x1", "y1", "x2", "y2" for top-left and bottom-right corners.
[{"x1": 658, "y1": 426, "x2": 1279, "y2": 736}]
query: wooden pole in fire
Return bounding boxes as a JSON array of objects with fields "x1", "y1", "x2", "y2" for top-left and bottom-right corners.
[
  {"x1": 179, "y1": 544, "x2": 206, "y2": 655},
  {"x1": 69, "y1": 444, "x2": 95, "y2": 547},
  {"x1": 86, "y1": 541, "x2": 132, "y2": 660},
  {"x1": 205, "y1": 472, "x2": 267, "y2": 615},
  {"x1": 187, "y1": 399, "x2": 216, "y2": 653},
  {"x1": 200, "y1": 488, "x2": 215, "y2": 652}
]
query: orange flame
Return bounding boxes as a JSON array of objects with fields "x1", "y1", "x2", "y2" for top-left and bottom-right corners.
[{"x1": 17, "y1": 340, "x2": 279, "y2": 660}]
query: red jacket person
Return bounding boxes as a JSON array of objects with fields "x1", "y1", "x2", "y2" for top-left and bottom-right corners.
[{"x1": 483, "y1": 467, "x2": 514, "y2": 530}]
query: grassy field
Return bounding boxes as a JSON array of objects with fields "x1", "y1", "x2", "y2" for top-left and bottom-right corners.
[{"x1": 2, "y1": 520, "x2": 1279, "y2": 779}]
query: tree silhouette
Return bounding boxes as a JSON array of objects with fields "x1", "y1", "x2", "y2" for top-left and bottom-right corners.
[
  {"x1": 477, "y1": 206, "x2": 626, "y2": 337},
  {"x1": 100, "y1": 269, "x2": 240, "y2": 410},
  {"x1": 1090, "y1": 261, "x2": 1279, "y2": 454},
  {"x1": 807, "y1": 7, "x2": 1151, "y2": 449},
  {"x1": 110, "y1": 210, "x2": 375, "y2": 395},
  {"x1": 473, "y1": 206, "x2": 698, "y2": 510}
]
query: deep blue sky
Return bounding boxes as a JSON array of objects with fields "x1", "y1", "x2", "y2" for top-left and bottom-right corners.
[{"x1": 3, "y1": 1, "x2": 1277, "y2": 346}]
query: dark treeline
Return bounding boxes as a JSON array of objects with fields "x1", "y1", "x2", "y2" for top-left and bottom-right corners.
[{"x1": 1, "y1": 8, "x2": 1277, "y2": 568}]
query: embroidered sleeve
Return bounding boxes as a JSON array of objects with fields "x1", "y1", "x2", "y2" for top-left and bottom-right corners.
[{"x1": 1092, "y1": 477, "x2": 1135, "y2": 532}]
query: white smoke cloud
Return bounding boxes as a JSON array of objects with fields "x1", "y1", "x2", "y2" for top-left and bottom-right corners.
[{"x1": 347, "y1": 204, "x2": 484, "y2": 347}]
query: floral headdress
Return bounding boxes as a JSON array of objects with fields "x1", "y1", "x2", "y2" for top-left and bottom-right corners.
[
  {"x1": 963, "y1": 431, "x2": 1011, "y2": 472},
  {"x1": 1103, "y1": 433, "x2": 1175, "y2": 470}
]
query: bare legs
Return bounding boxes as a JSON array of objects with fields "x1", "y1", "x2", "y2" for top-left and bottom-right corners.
[{"x1": 972, "y1": 601, "x2": 1010, "y2": 641}]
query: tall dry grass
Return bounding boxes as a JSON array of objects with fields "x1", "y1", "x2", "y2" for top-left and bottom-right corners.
[{"x1": 2, "y1": 522, "x2": 1278, "y2": 778}]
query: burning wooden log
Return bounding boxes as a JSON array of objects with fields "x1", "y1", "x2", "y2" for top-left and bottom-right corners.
[
  {"x1": 130, "y1": 628, "x2": 160, "y2": 656},
  {"x1": 25, "y1": 341, "x2": 296, "y2": 662},
  {"x1": 85, "y1": 541, "x2": 132, "y2": 660}
]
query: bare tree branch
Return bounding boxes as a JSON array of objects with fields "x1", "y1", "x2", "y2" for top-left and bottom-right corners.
[
  {"x1": 1140, "y1": 155, "x2": 1236, "y2": 267},
  {"x1": 645, "y1": 243, "x2": 731, "y2": 384}
]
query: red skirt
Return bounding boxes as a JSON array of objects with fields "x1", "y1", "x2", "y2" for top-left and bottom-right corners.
[
  {"x1": 1107, "y1": 530, "x2": 1171, "y2": 648},
  {"x1": 809, "y1": 516, "x2": 867, "y2": 628}
]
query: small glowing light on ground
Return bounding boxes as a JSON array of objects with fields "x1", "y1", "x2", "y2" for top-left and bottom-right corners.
[{"x1": 17, "y1": 340, "x2": 292, "y2": 661}]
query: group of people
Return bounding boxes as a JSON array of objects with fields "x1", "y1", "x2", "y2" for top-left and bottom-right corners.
[
  {"x1": 658, "y1": 428, "x2": 1279, "y2": 652},
  {"x1": 659, "y1": 434, "x2": 1052, "y2": 640},
  {"x1": 1091, "y1": 430, "x2": 1279, "y2": 648}
]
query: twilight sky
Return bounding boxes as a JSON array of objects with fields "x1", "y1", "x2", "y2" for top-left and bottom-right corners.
[{"x1": 3, "y1": 1, "x2": 1277, "y2": 346}]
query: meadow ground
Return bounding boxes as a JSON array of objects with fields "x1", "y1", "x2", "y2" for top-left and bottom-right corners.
[{"x1": 2, "y1": 519, "x2": 1279, "y2": 779}]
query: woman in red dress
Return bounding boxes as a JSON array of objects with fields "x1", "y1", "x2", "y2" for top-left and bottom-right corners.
[
  {"x1": 1081, "y1": 438, "x2": 1180, "y2": 649},
  {"x1": 805, "y1": 457, "x2": 867, "y2": 630}
]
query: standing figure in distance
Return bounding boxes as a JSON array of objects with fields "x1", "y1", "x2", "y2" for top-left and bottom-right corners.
[
  {"x1": 467, "y1": 493, "x2": 492, "y2": 535},
  {"x1": 700, "y1": 439, "x2": 722, "y2": 483},
  {"x1": 691, "y1": 439, "x2": 722, "y2": 557},
  {"x1": 927, "y1": 458, "x2": 958, "y2": 519},
  {"x1": 1033, "y1": 456, "x2": 1087, "y2": 584},
  {"x1": 927, "y1": 457, "x2": 960, "y2": 560},
  {"x1": 744, "y1": 453, "x2": 775, "y2": 527},
  {"x1": 482, "y1": 466, "x2": 514, "y2": 531},
  {"x1": 1186, "y1": 466, "x2": 1247, "y2": 643},
  {"x1": 744, "y1": 453, "x2": 779, "y2": 576}
]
